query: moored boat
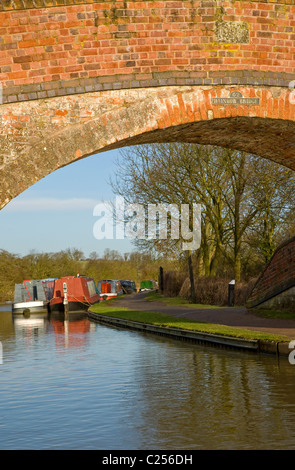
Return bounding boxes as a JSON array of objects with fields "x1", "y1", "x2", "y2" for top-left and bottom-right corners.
[
  {"x1": 120, "y1": 280, "x2": 137, "y2": 294},
  {"x1": 12, "y1": 279, "x2": 54, "y2": 315},
  {"x1": 49, "y1": 275, "x2": 100, "y2": 313},
  {"x1": 97, "y1": 279, "x2": 123, "y2": 301},
  {"x1": 139, "y1": 280, "x2": 158, "y2": 291}
]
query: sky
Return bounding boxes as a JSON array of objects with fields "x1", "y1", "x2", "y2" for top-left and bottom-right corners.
[{"x1": 0, "y1": 149, "x2": 134, "y2": 258}]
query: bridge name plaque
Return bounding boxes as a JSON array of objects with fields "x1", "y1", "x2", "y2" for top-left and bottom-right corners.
[{"x1": 211, "y1": 91, "x2": 260, "y2": 106}]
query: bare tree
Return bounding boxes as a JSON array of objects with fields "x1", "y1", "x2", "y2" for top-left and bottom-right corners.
[{"x1": 111, "y1": 142, "x2": 295, "y2": 287}]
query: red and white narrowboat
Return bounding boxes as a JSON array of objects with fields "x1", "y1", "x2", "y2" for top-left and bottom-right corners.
[
  {"x1": 97, "y1": 279, "x2": 123, "y2": 301},
  {"x1": 50, "y1": 276, "x2": 100, "y2": 313}
]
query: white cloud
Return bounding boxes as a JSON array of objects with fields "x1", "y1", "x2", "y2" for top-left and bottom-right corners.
[{"x1": 3, "y1": 197, "x2": 99, "y2": 212}]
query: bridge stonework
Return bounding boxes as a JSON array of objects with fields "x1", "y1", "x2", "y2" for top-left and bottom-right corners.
[
  {"x1": 247, "y1": 237, "x2": 295, "y2": 311},
  {"x1": 0, "y1": 0, "x2": 295, "y2": 210}
]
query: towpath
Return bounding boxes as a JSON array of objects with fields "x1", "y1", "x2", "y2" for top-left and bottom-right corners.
[{"x1": 113, "y1": 291, "x2": 295, "y2": 340}]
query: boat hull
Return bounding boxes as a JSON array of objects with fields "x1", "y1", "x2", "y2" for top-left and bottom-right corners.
[
  {"x1": 99, "y1": 293, "x2": 121, "y2": 301},
  {"x1": 12, "y1": 300, "x2": 49, "y2": 315},
  {"x1": 50, "y1": 299, "x2": 99, "y2": 313}
]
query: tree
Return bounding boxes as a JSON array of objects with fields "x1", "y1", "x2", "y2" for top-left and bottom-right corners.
[
  {"x1": 111, "y1": 142, "x2": 295, "y2": 285},
  {"x1": 245, "y1": 157, "x2": 295, "y2": 263},
  {"x1": 215, "y1": 150, "x2": 261, "y2": 281},
  {"x1": 111, "y1": 143, "x2": 232, "y2": 300}
]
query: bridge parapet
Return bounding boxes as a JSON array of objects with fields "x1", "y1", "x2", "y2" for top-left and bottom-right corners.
[{"x1": 0, "y1": 0, "x2": 294, "y2": 104}]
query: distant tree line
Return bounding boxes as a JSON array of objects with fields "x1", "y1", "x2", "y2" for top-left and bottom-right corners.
[{"x1": 0, "y1": 248, "x2": 175, "y2": 302}]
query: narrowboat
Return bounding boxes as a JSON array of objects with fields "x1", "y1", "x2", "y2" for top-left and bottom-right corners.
[
  {"x1": 12, "y1": 279, "x2": 54, "y2": 315},
  {"x1": 120, "y1": 280, "x2": 137, "y2": 294},
  {"x1": 139, "y1": 280, "x2": 158, "y2": 291},
  {"x1": 97, "y1": 279, "x2": 123, "y2": 301},
  {"x1": 49, "y1": 276, "x2": 100, "y2": 313}
]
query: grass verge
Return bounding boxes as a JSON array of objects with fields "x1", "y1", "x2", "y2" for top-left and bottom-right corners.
[
  {"x1": 89, "y1": 302, "x2": 289, "y2": 343},
  {"x1": 250, "y1": 308, "x2": 295, "y2": 321},
  {"x1": 145, "y1": 291, "x2": 227, "y2": 308},
  {"x1": 146, "y1": 292, "x2": 295, "y2": 321}
]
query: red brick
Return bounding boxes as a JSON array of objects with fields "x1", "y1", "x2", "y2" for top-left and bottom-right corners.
[{"x1": 0, "y1": 1, "x2": 293, "y2": 117}]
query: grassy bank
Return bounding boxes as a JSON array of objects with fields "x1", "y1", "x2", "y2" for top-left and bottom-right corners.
[
  {"x1": 249, "y1": 308, "x2": 295, "y2": 321},
  {"x1": 146, "y1": 292, "x2": 295, "y2": 321},
  {"x1": 145, "y1": 291, "x2": 227, "y2": 308},
  {"x1": 89, "y1": 301, "x2": 289, "y2": 343}
]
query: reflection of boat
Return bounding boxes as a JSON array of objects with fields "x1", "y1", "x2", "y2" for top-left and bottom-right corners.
[
  {"x1": 49, "y1": 276, "x2": 100, "y2": 313},
  {"x1": 13, "y1": 315, "x2": 49, "y2": 340},
  {"x1": 12, "y1": 279, "x2": 54, "y2": 315},
  {"x1": 51, "y1": 312, "x2": 92, "y2": 350},
  {"x1": 97, "y1": 280, "x2": 123, "y2": 301}
]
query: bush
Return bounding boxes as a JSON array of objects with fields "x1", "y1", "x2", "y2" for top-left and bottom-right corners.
[
  {"x1": 234, "y1": 278, "x2": 257, "y2": 307},
  {"x1": 179, "y1": 277, "x2": 229, "y2": 305},
  {"x1": 162, "y1": 271, "x2": 187, "y2": 297},
  {"x1": 163, "y1": 271, "x2": 258, "y2": 307}
]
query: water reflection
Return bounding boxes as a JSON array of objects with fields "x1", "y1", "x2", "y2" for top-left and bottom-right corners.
[
  {"x1": 1, "y1": 307, "x2": 295, "y2": 449},
  {"x1": 133, "y1": 340, "x2": 292, "y2": 449},
  {"x1": 50, "y1": 312, "x2": 92, "y2": 350},
  {"x1": 13, "y1": 314, "x2": 49, "y2": 339}
]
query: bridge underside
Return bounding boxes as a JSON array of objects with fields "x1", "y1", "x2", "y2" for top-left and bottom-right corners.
[
  {"x1": 1, "y1": 85, "x2": 295, "y2": 209},
  {"x1": 104, "y1": 115, "x2": 295, "y2": 162}
]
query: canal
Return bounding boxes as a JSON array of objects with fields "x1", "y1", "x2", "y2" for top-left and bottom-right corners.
[{"x1": 1, "y1": 305, "x2": 295, "y2": 450}]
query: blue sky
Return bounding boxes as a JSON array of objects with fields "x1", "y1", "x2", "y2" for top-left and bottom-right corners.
[{"x1": 0, "y1": 149, "x2": 134, "y2": 258}]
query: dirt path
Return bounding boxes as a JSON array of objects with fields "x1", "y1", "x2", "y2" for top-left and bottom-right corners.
[{"x1": 113, "y1": 292, "x2": 295, "y2": 339}]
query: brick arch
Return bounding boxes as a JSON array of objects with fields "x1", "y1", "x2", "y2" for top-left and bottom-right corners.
[
  {"x1": 1, "y1": 84, "x2": 295, "y2": 209},
  {"x1": 1, "y1": 0, "x2": 295, "y2": 208}
]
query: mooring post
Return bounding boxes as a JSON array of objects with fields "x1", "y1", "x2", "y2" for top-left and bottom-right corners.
[{"x1": 228, "y1": 280, "x2": 235, "y2": 307}]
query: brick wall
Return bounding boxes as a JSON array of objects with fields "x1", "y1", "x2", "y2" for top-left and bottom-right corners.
[
  {"x1": 0, "y1": 0, "x2": 294, "y2": 103},
  {"x1": 247, "y1": 236, "x2": 295, "y2": 308}
]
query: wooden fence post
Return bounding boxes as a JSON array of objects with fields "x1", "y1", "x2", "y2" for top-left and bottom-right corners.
[{"x1": 159, "y1": 267, "x2": 164, "y2": 294}]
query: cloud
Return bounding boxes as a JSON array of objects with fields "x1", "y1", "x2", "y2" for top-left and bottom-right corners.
[{"x1": 3, "y1": 197, "x2": 99, "y2": 212}]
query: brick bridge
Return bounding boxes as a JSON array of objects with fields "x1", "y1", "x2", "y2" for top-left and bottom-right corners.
[
  {"x1": 0, "y1": 0, "x2": 294, "y2": 211},
  {"x1": 1, "y1": 0, "x2": 295, "y2": 309}
]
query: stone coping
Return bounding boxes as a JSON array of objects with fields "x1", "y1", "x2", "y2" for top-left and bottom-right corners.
[
  {"x1": 87, "y1": 310, "x2": 291, "y2": 357},
  {"x1": 2, "y1": 70, "x2": 295, "y2": 104}
]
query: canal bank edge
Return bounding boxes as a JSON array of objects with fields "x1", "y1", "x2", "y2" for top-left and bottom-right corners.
[{"x1": 87, "y1": 310, "x2": 291, "y2": 357}]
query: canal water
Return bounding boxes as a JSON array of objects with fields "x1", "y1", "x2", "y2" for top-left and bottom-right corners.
[{"x1": 1, "y1": 305, "x2": 295, "y2": 450}]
